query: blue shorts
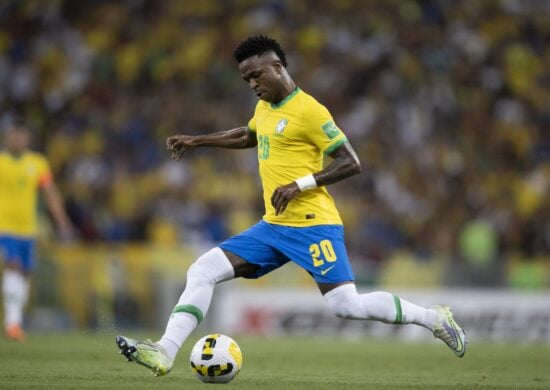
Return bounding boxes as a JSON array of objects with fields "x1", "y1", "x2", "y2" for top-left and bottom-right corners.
[
  {"x1": 0, "y1": 235, "x2": 36, "y2": 273},
  {"x1": 219, "y1": 220, "x2": 355, "y2": 284}
]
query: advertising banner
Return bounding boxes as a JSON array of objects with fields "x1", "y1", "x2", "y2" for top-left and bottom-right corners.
[{"x1": 213, "y1": 287, "x2": 550, "y2": 343}]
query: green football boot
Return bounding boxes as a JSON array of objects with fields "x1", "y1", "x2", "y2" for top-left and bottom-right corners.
[
  {"x1": 432, "y1": 305, "x2": 467, "y2": 358},
  {"x1": 116, "y1": 335, "x2": 173, "y2": 376}
]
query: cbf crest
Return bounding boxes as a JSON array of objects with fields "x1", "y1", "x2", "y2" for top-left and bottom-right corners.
[{"x1": 275, "y1": 118, "x2": 288, "y2": 134}]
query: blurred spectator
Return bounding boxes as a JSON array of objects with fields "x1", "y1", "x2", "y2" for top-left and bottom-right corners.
[{"x1": 0, "y1": 0, "x2": 548, "y2": 286}]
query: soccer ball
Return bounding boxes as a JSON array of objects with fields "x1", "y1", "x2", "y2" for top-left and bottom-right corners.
[{"x1": 189, "y1": 334, "x2": 243, "y2": 383}]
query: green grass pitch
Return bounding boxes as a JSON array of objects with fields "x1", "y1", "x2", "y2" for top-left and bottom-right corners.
[{"x1": 0, "y1": 332, "x2": 548, "y2": 389}]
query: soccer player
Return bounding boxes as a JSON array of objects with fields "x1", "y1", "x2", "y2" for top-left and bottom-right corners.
[
  {"x1": 117, "y1": 35, "x2": 466, "y2": 376},
  {"x1": 0, "y1": 124, "x2": 73, "y2": 341}
]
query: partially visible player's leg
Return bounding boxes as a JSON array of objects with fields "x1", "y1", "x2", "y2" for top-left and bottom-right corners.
[
  {"x1": 1, "y1": 236, "x2": 33, "y2": 341},
  {"x1": 2, "y1": 265, "x2": 29, "y2": 340}
]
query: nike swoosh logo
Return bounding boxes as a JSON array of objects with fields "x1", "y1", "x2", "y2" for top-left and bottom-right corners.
[
  {"x1": 321, "y1": 265, "x2": 336, "y2": 276},
  {"x1": 448, "y1": 318, "x2": 466, "y2": 354}
]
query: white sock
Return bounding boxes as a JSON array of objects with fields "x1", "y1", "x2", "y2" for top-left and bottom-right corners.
[
  {"x1": 324, "y1": 284, "x2": 438, "y2": 329},
  {"x1": 2, "y1": 269, "x2": 29, "y2": 328},
  {"x1": 157, "y1": 248, "x2": 234, "y2": 359}
]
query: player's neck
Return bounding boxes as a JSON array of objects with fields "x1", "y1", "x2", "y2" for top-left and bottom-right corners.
[{"x1": 273, "y1": 77, "x2": 297, "y2": 105}]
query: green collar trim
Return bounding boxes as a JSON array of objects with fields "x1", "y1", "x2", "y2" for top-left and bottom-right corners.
[{"x1": 270, "y1": 87, "x2": 300, "y2": 109}]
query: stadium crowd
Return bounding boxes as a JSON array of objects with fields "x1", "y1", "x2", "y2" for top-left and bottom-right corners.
[{"x1": 1, "y1": 0, "x2": 548, "y2": 286}]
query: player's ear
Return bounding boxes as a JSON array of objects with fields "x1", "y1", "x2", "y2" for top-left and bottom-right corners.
[{"x1": 273, "y1": 60, "x2": 283, "y2": 75}]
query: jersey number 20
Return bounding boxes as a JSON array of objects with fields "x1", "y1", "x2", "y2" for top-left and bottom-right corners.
[{"x1": 309, "y1": 239, "x2": 337, "y2": 267}]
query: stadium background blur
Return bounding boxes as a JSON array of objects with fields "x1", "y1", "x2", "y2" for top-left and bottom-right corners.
[{"x1": 0, "y1": 0, "x2": 549, "y2": 334}]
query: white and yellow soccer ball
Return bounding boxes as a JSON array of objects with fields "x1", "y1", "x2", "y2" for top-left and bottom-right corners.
[{"x1": 189, "y1": 334, "x2": 243, "y2": 383}]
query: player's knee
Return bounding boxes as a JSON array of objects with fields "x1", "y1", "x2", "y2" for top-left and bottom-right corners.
[
  {"x1": 328, "y1": 297, "x2": 363, "y2": 319},
  {"x1": 187, "y1": 247, "x2": 234, "y2": 285},
  {"x1": 324, "y1": 284, "x2": 364, "y2": 319},
  {"x1": 186, "y1": 261, "x2": 213, "y2": 286}
]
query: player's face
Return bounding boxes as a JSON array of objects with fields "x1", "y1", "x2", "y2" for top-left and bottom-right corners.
[
  {"x1": 239, "y1": 52, "x2": 285, "y2": 103},
  {"x1": 4, "y1": 127, "x2": 30, "y2": 156}
]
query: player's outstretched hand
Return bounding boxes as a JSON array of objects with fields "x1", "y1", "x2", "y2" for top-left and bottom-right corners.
[
  {"x1": 166, "y1": 135, "x2": 195, "y2": 160},
  {"x1": 271, "y1": 182, "x2": 301, "y2": 216}
]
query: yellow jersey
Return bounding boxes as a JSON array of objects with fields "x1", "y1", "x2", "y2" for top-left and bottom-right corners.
[
  {"x1": 0, "y1": 151, "x2": 52, "y2": 237},
  {"x1": 248, "y1": 88, "x2": 348, "y2": 227}
]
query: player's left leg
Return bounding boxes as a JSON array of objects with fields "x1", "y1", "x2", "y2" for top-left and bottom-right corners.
[
  {"x1": 271, "y1": 224, "x2": 433, "y2": 325},
  {"x1": 271, "y1": 224, "x2": 466, "y2": 357},
  {"x1": 322, "y1": 282, "x2": 436, "y2": 328},
  {"x1": 322, "y1": 283, "x2": 466, "y2": 357}
]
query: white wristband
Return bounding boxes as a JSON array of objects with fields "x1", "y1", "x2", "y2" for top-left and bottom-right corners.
[{"x1": 295, "y1": 174, "x2": 317, "y2": 192}]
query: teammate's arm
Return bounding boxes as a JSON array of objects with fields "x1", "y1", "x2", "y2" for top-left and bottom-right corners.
[
  {"x1": 166, "y1": 127, "x2": 257, "y2": 160},
  {"x1": 271, "y1": 142, "x2": 361, "y2": 215},
  {"x1": 41, "y1": 181, "x2": 74, "y2": 240}
]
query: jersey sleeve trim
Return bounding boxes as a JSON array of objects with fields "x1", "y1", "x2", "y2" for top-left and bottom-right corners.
[
  {"x1": 38, "y1": 172, "x2": 53, "y2": 187},
  {"x1": 324, "y1": 138, "x2": 348, "y2": 156}
]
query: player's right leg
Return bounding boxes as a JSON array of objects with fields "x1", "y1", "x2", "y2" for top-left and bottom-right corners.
[
  {"x1": 116, "y1": 335, "x2": 173, "y2": 377},
  {"x1": 116, "y1": 221, "x2": 286, "y2": 376}
]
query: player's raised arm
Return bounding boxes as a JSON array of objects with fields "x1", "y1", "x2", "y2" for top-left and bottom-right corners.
[
  {"x1": 271, "y1": 142, "x2": 361, "y2": 216},
  {"x1": 314, "y1": 141, "x2": 361, "y2": 186},
  {"x1": 166, "y1": 127, "x2": 257, "y2": 160}
]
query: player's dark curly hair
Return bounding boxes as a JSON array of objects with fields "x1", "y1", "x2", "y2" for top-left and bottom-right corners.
[{"x1": 233, "y1": 35, "x2": 287, "y2": 67}]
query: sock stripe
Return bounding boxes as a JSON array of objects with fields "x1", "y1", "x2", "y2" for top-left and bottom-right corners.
[
  {"x1": 172, "y1": 304, "x2": 204, "y2": 324},
  {"x1": 393, "y1": 295, "x2": 403, "y2": 324}
]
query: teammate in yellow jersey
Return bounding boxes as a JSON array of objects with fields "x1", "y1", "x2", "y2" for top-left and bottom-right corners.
[
  {"x1": 117, "y1": 35, "x2": 466, "y2": 376},
  {"x1": 0, "y1": 124, "x2": 73, "y2": 341}
]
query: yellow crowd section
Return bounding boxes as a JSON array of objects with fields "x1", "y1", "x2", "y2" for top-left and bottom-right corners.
[{"x1": 35, "y1": 243, "x2": 196, "y2": 328}]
